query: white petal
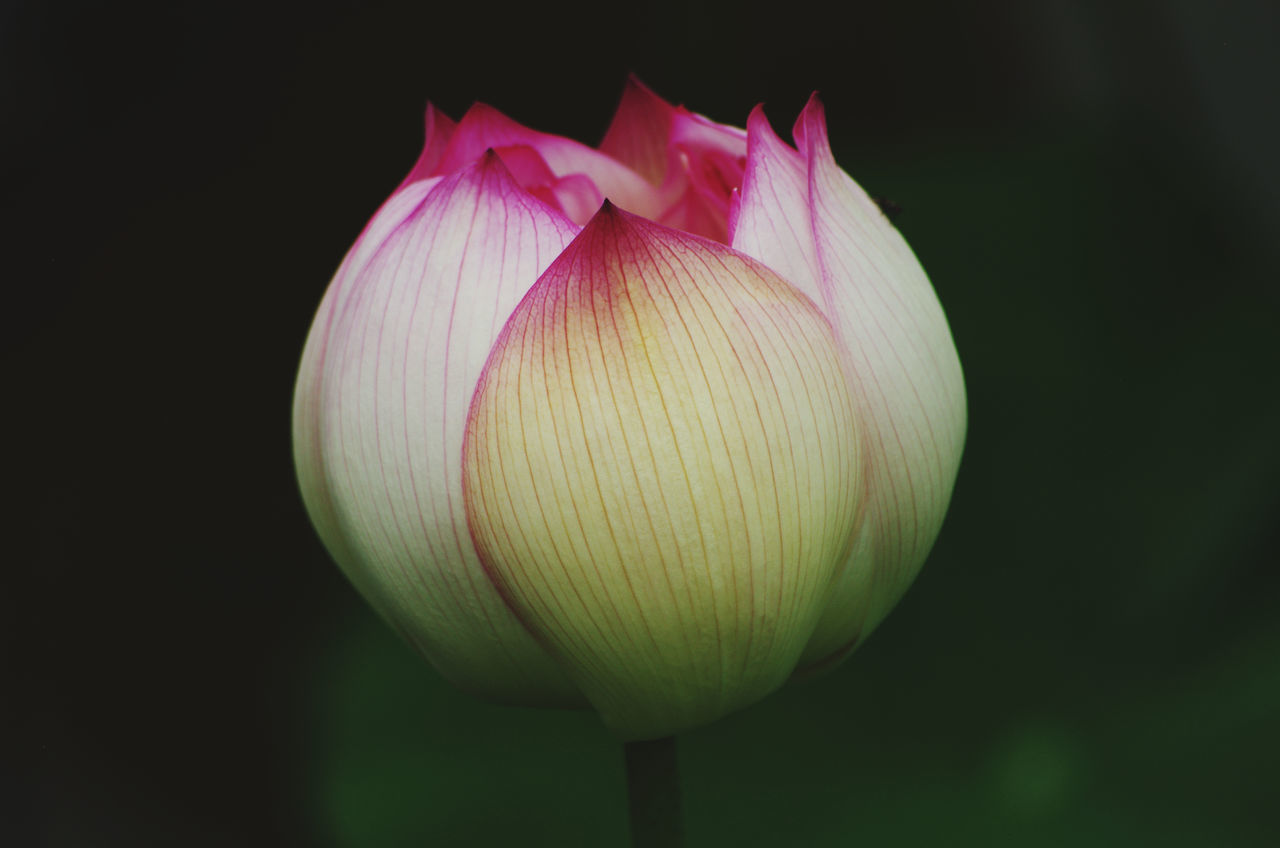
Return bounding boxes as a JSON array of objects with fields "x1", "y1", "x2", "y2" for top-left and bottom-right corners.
[
  {"x1": 734, "y1": 98, "x2": 967, "y2": 666},
  {"x1": 293, "y1": 155, "x2": 584, "y2": 704}
]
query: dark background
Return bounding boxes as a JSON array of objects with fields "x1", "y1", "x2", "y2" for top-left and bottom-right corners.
[{"x1": 6, "y1": 0, "x2": 1278, "y2": 845}]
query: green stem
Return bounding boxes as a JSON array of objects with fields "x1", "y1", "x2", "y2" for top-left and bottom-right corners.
[{"x1": 624, "y1": 736, "x2": 684, "y2": 847}]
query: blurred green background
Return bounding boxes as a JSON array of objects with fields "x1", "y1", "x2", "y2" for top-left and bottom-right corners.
[{"x1": 5, "y1": 0, "x2": 1278, "y2": 845}]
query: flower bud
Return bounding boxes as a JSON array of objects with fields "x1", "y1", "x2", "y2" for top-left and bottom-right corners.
[{"x1": 292, "y1": 78, "x2": 966, "y2": 738}]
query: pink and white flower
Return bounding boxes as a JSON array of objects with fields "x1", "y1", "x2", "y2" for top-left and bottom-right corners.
[{"x1": 292, "y1": 78, "x2": 966, "y2": 739}]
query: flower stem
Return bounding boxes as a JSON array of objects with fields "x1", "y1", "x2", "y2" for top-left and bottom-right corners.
[{"x1": 624, "y1": 736, "x2": 684, "y2": 847}]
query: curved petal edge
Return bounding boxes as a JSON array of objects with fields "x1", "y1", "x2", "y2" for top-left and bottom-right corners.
[
  {"x1": 293, "y1": 153, "x2": 586, "y2": 705},
  {"x1": 733, "y1": 96, "x2": 967, "y2": 668},
  {"x1": 462, "y1": 203, "x2": 864, "y2": 738}
]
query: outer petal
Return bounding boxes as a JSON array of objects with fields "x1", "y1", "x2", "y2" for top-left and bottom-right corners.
[
  {"x1": 462, "y1": 204, "x2": 863, "y2": 738},
  {"x1": 434, "y1": 103, "x2": 662, "y2": 220},
  {"x1": 732, "y1": 98, "x2": 967, "y2": 668},
  {"x1": 292, "y1": 153, "x2": 584, "y2": 705},
  {"x1": 729, "y1": 106, "x2": 821, "y2": 305}
]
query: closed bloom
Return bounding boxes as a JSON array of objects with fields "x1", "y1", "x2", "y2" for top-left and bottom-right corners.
[{"x1": 292, "y1": 79, "x2": 966, "y2": 739}]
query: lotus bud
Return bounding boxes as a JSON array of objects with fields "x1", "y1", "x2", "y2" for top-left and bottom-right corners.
[{"x1": 292, "y1": 78, "x2": 965, "y2": 739}]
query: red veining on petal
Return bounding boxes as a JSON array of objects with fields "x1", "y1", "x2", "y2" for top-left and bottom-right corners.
[
  {"x1": 305, "y1": 148, "x2": 585, "y2": 701},
  {"x1": 487, "y1": 145, "x2": 605, "y2": 226},
  {"x1": 463, "y1": 199, "x2": 863, "y2": 732},
  {"x1": 433, "y1": 103, "x2": 661, "y2": 220}
]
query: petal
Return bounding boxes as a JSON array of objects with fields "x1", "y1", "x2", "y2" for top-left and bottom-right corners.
[
  {"x1": 490, "y1": 143, "x2": 559, "y2": 186},
  {"x1": 545, "y1": 173, "x2": 605, "y2": 226},
  {"x1": 292, "y1": 153, "x2": 584, "y2": 705},
  {"x1": 729, "y1": 105, "x2": 823, "y2": 305},
  {"x1": 490, "y1": 144, "x2": 605, "y2": 226},
  {"x1": 655, "y1": 109, "x2": 748, "y2": 243},
  {"x1": 462, "y1": 204, "x2": 863, "y2": 738},
  {"x1": 394, "y1": 102, "x2": 456, "y2": 194},
  {"x1": 600, "y1": 77, "x2": 749, "y2": 242},
  {"x1": 434, "y1": 103, "x2": 663, "y2": 220},
  {"x1": 598, "y1": 75, "x2": 677, "y2": 185},
  {"x1": 736, "y1": 96, "x2": 967, "y2": 667},
  {"x1": 670, "y1": 109, "x2": 748, "y2": 167},
  {"x1": 657, "y1": 183, "x2": 733, "y2": 245}
]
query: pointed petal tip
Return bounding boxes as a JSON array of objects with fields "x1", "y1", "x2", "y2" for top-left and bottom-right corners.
[
  {"x1": 395, "y1": 101, "x2": 457, "y2": 191},
  {"x1": 573, "y1": 196, "x2": 685, "y2": 258},
  {"x1": 461, "y1": 100, "x2": 501, "y2": 121},
  {"x1": 618, "y1": 74, "x2": 680, "y2": 111},
  {"x1": 794, "y1": 92, "x2": 829, "y2": 153},
  {"x1": 810, "y1": 97, "x2": 828, "y2": 135},
  {"x1": 590, "y1": 197, "x2": 641, "y2": 224},
  {"x1": 436, "y1": 147, "x2": 566, "y2": 226},
  {"x1": 599, "y1": 76, "x2": 678, "y2": 186},
  {"x1": 474, "y1": 146, "x2": 515, "y2": 180},
  {"x1": 582, "y1": 197, "x2": 633, "y2": 232},
  {"x1": 623, "y1": 72, "x2": 655, "y2": 94},
  {"x1": 746, "y1": 103, "x2": 775, "y2": 138},
  {"x1": 744, "y1": 103, "x2": 805, "y2": 167}
]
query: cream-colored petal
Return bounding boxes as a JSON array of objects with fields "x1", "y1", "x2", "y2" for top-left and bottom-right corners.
[
  {"x1": 462, "y1": 204, "x2": 863, "y2": 738},
  {"x1": 292, "y1": 155, "x2": 584, "y2": 705}
]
